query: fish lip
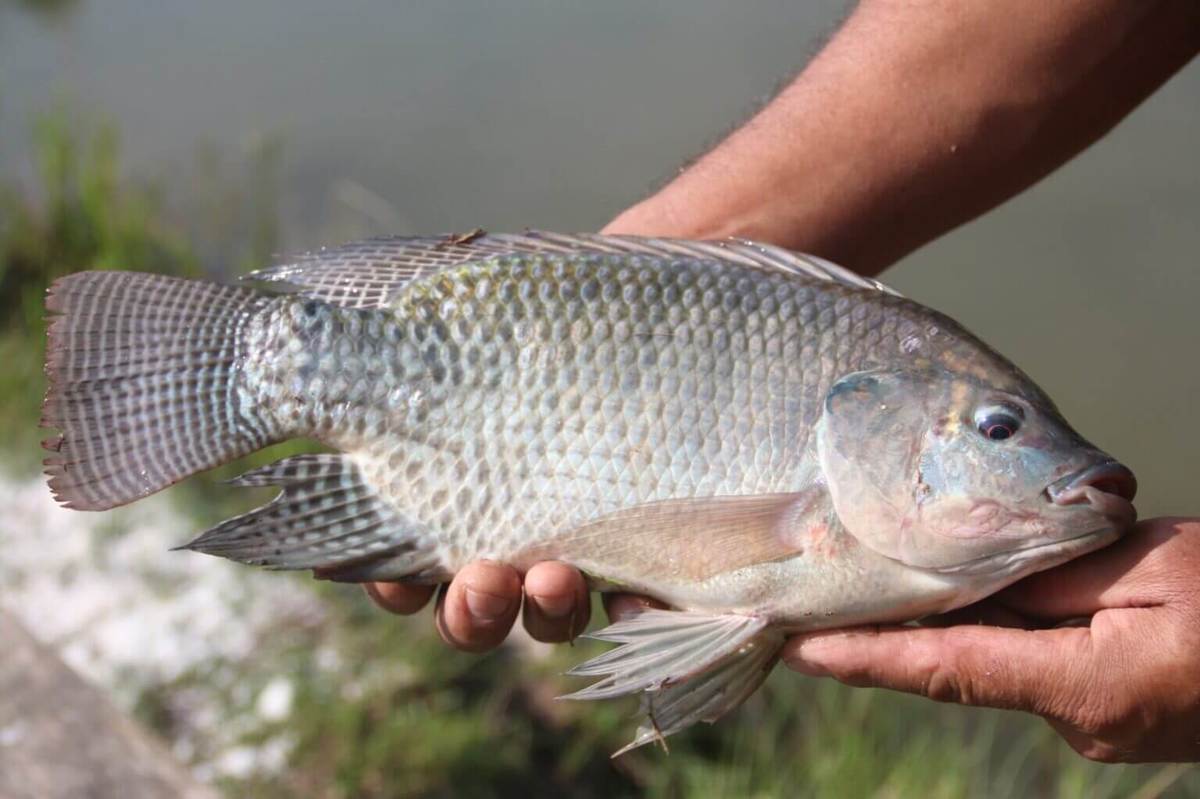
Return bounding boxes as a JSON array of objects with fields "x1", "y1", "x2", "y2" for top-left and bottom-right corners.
[
  {"x1": 1047, "y1": 459, "x2": 1136, "y2": 502},
  {"x1": 929, "y1": 526, "x2": 1119, "y2": 576},
  {"x1": 1045, "y1": 459, "x2": 1137, "y2": 527}
]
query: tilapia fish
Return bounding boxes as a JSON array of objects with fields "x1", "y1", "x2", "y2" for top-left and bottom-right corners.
[{"x1": 43, "y1": 232, "x2": 1137, "y2": 753}]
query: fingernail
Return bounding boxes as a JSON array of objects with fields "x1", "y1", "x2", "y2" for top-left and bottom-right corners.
[
  {"x1": 465, "y1": 587, "x2": 514, "y2": 621},
  {"x1": 531, "y1": 592, "x2": 575, "y2": 619},
  {"x1": 787, "y1": 636, "x2": 834, "y2": 677}
]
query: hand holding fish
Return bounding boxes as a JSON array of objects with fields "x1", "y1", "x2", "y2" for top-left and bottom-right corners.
[
  {"x1": 359, "y1": 0, "x2": 1199, "y2": 755},
  {"x1": 366, "y1": 561, "x2": 589, "y2": 651},
  {"x1": 42, "y1": 0, "x2": 1195, "y2": 757},
  {"x1": 784, "y1": 516, "x2": 1200, "y2": 763},
  {"x1": 368, "y1": 520, "x2": 1200, "y2": 763}
]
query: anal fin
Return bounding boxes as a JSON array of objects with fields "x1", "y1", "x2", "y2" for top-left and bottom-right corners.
[
  {"x1": 177, "y1": 454, "x2": 440, "y2": 581},
  {"x1": 560, "y1": 609, "x2": 783, "y2": 755}
]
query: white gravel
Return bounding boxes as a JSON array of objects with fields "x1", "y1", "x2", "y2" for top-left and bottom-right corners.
[{"x1": 0, "y1": 477, "x2": 328, "y2": 781}]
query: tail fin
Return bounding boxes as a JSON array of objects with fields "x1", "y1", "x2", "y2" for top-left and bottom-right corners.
[{"x1": 43, "y1": 271, "x2": 279, "y2": 510}]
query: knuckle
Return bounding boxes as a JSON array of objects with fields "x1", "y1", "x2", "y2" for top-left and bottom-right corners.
[
  {"x1": 1070, "y1": 738, "x2": 1126, "y2": 764},
  {"x1": 924, "y1": 668, "x2": 966, "y2": 704},
  {"x1": 1060, "y1": 628, "x2": 1196, "y2": 757},
  {"x1": 1056, "y1": 646, "x2": 1169, "y2": 750},
  {"x1": 1066, "y1": 690, "x2": 1143, "y2": 743},
  {"x1": 1072, "y1": 702, "x2": 1124, "y2": 738},
  {"x1": 920, "y1": 638, "x2": 976, "y2": 705}
]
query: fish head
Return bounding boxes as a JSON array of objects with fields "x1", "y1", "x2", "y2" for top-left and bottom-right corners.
[{"x1": 816, "y1": 368, "x2": 1136, "y2": 578}]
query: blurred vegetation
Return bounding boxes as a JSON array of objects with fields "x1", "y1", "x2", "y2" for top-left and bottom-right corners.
[
  {"x1": 183, "y1": 588, "x2": 1200, "y2": 799},
  {"x1": 0, "y1": 111, "x2": 198, "y2": 463},
  {"x1": 2, "y1": 108, "x2": 1198, "y2": 797},
  {"x1": 2, "y1": 0, "x2": 79, "y2": 18},
  {"x1": 0, "y1": 108, "x2": 300, "y2": 501}
]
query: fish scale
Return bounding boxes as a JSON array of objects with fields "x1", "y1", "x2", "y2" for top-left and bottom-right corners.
[
  {"x1": 43, "y1": 231, "x2": 1134, "y2": 753},
  {"x1": 241, "y1": 253, "x2": 890, "y2": 567}
]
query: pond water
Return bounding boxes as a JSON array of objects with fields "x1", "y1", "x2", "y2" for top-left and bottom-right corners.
[{"x1": 2, "y1": 0, "x2": 1198, "y2": 514}]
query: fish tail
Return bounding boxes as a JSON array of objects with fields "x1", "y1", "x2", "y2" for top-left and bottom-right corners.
[{"x1": 42, "y1": 271, "x2": 279, "y2": 510}]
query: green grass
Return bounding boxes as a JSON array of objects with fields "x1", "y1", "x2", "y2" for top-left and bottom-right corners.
[
  {"x1": 3, "y1": 107, "x2": 1198, "y2": 798},
  {"x1": 0, "y1": 110, "x2": 199, "y2": 465},
  {"x1": 210, "y1": 585, "x2": 1200, "y2": 798}
]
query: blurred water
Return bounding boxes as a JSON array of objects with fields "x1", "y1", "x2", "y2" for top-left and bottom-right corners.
[{"x1": 1, "y1": 0, "x2": 1197, "y2": 516}]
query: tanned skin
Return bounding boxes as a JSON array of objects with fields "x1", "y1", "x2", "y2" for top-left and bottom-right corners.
[{"x1": 367, "y1": 0, "x2": 1200, "y2": 762}]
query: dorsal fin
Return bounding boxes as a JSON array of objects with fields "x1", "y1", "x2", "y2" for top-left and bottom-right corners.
[{"x1": 244, "y1": 230, "x2": 900, "y2": 308}]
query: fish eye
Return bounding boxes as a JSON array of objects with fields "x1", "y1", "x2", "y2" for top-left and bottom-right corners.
[{"x1": 974, "y1": 405, "x2": 1022, "y2": 442}]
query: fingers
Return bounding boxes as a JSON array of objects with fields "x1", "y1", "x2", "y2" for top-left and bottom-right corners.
[
  {"x1": 435, "y1": 561, "x2": 523, "y2": 653},
  {"x1": 366, "y1": 557, "x2": 678, "y2": 653},
  {"x1": 999, "y1": 518, "x2": 1200, "y2": 621},
  {"x1": 919, "y1": 596, "x2": 1038, "y2": 629},
  {"x1": 782, "y1": 623, "x2": 1095, "y2": 719},
  {"x1": 364, "y1": 581, "x2": 436, "y2": 615},
  {"x1": 603, "y1": 592, "x2": 668, "y2": 622},
  {"x1": 522, "y1": 562, "x2": 590, "y2": 643},
  {"x1": 368, "y1": 562, "x2": 589, "y2": 650}
]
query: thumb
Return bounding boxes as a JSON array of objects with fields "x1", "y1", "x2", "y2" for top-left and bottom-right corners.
[{"x1": 781, "y1": 624, "x2": 1096, "y2": 719}]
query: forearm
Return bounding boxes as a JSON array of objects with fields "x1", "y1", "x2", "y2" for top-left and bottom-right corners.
[{"x1": 606, "y1": 0, "x2": 1200, "y2": 275}]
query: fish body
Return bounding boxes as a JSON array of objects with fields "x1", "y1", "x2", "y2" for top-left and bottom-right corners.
[{"x1": 42, "y1": 232, "x2": 1137, "y2": 752}]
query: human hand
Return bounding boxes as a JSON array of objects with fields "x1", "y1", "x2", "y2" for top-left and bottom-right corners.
[
  {"x1": 365, "y1": 521, "x2": 1200, "y2": 763},
  {"x1": 364, "y1": 560, "x2": 666, "y2": 652},
  {"x1": 364, "y1": 562, "x2": 589, "y2": 652},
  {"x1": 782, "y1": 517, "x2": 1200, "y2": 763}
]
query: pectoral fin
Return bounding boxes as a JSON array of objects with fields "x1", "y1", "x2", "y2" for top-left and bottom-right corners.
[
  {"x1": 537, "y1": 491, "x2": 824, "y2": 584},
  {"x1": 560, "y1": 610, "x2": 783, "y2": 755}
]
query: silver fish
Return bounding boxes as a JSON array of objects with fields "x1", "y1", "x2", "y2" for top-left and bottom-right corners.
[{"x1": 42, "y1": 232, "x2": 1137, "y2": 753}]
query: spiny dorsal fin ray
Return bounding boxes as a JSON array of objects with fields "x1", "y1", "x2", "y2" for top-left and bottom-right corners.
[
  {"x1": 245, "y1": 231, "x2": 900, "y2": 309},
  {"x1": 178, "y1": 454, "x2": 440, "y2": 579}
]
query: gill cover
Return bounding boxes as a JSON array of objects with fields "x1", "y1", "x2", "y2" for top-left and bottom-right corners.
[{"x1": 816, "y1": 369, "x2": 938, "y2": 564}]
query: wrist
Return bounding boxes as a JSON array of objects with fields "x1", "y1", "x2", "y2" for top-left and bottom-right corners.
[
  {"x1": 601, "y1": 190, "x2": 726, "y2": 241},
  {"x1": 602, "y1": 181, "x2": 790, "y2": 244},
  {"x1": 602, "y1": 182, "x2": 888, "y2": 276}
]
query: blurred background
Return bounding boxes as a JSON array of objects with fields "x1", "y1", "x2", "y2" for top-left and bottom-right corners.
[{"x1": 1, "y1": 1, "x2": 1197, "y2": 796}]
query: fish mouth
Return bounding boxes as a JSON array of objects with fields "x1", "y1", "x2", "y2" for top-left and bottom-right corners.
[
  {"x1": 932, "y1": 526, "x2": 1120, "y2": 577},
  {"x1": 1046, "y1": 459, "x2": 1137, "y2": 528},
  {"x1": 932, "y1": 461, "x2": 1137, "y2": 578}
]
